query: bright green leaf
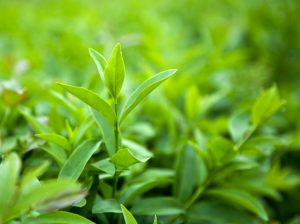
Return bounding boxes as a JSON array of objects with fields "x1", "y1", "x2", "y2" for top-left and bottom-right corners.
[
  {"x1": 23, "y1": 211, "x2": 95, "y2": 224},
  {"x1": 104, "y1": 43, "x2": 125, "y2": 98},
  {"x1": 111, "y1": 147, "x2": 151, "y2": 169},
  {"x1": 0, "y1": 153, "x2": 21, "y2": 218},
  {"x1": 251, "y1": 85, "x2": 284, "y2": 126},
  {"x1": 59, "y1": 140, "x2": 101, "y2": 180},
  {"x1": 119, "y1": 69, "x2": 176, "y2": 124},
  {"x1": 121, "y1": 204, "x2": 138, "y2": 224},
  {"x1": 57, "y1": 83, "x2": 115, "y2": 125},
  {"x1": 36, "y1": 133, "x2": 71, "y2": 151},
  {"x1": 89, "y1": 48, "x2": 107, "y2": 83}
]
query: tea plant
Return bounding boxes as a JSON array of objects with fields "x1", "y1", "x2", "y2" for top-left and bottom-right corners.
[{"x1": 1, "y1": 43, "x2": 300, "y2": 224}]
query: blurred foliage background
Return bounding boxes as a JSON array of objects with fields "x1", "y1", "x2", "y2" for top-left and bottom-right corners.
[{"x1": 1, "y1": 0, "x2": 300, "y2": 223}]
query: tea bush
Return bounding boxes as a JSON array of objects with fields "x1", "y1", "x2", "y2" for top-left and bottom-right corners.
[{"x1": 1, "y1": 0, "x2": 300, "y2": 223}]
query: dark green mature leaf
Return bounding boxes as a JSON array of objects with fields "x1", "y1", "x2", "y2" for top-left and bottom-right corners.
[
  {"x1": 41, "y1": 145, "x2": 66, "y2": 166},
  {"x1": 36, "y1": 133, "x2": 71, "y2": 151},
  {"x1": 206, "y1": 188, "x2": 268, "y2": 221},
  {"x1": 111, "y1": 148, "x2": 151, "y2": 169},
  {"x1": 92, "y1": 197, "x2": 121, "y2": 214},
  {"x1": 119, "y1": 69, "x2": 176, "y2": 124},
  {"x1": 188, "y1": 200, "x2": 261, "y2": 224},
  {"x1": 251, "y1": 85, "x2": 284, "y2": 126},
  {"x1": 131, "y1": 197, "x2": 184, "y2": 215},
  {"x1": 104, "y1": 43, "x2": 125, "y2": 98},
  {"x1": 57, "y1": 83, "x2": 115, "y2": 125},
  {"x1": 24, "y1": 211, "x2": 95, "y2": 224},
  {"x1": 59, "y1": 140, "x2": 101, "y2": 180},
  {"x1": 121, "y1": 204, "x2": 138, "y2": 224},
  {"x1": 89, "y1": 48, "x2": 107, "y2": 82},
  {"x1": 0, "y1": 153, "x2": 21, "y2": 217},
  {"x1": 120, "y1": 178, "x2": 172, "y2": 204},
  {"x1": 91, "y1": 109, "x2": 116, "y2": 156},
  {"x1": 175, "y1": 145, "x2": 198, "y2": 202}
]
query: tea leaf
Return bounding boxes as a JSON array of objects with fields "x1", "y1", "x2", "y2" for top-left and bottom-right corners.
[
  {"x1": 111, "y1": 148, "x2": 151, "y2": 169},
  {"x1": 92, "y1": 198, "x2": 121, "y2": 214},
  {"x1": 89, "y1": 48, "x2": 107, "y2": 83},
  {"x1": 57, "y1": 83, "x2": 115, "y2": 125},
  {"x1": 206, "y1": 188, "x2": 268, "y2": 221},
  {"x1": 59, "y1": 140, "x2": 101, "y2": 180},
  {"x1": 36, "y1": 133, "x2": 71, "y2": 152},
  {"x1": 104, "y1": 43, "x2": 125, "y2": 99},
  {"x1": 119, "y1": 69, "x2": 176, "y2": 124},
  {"x1": 92, "y1": 109, "x2": 116, "y2": 156},
  {"x1": 121, "y1": 204, "x2": 138, "y2": 224},
  {"x1": 131, "y1": 197, "x2": 184, "y2": 215},
  {"x1": 23, "y1": 211, "x2": 95, "y2": 224},
  {"x1": 251, "y1": 85, "x2": 283, "y2": 126},
  {"x1": 6, "y1": 180, "x2": 82, "y2": 221},
  {"x1": 0, "y1": 153, "x2": 21, "y2": 217}
]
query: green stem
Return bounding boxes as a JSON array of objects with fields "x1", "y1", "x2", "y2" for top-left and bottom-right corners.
[
  {"x1": 234, "y1": 125, "x2": 257, "y2": 151},
  {"x1": 112, "y1": 100, "x2": 120, "y2": 198}
]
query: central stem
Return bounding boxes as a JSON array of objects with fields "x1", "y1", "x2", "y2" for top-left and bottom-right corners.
[{"x1": 112, "y1": 100, "x2": 119, "y2": 198}]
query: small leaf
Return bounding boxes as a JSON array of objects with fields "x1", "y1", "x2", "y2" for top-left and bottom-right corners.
[
  {"x1": 23, "y1": 211, "x2": 95, "y2": 224},
  {"x1": 206, "y1": 188, "x2": 268, "y2": 221},
  {"x1": 59, "y1": 140, "x2": 101, "y2": 180},
  {"x1": 20, "y1": 109, "x2": 50, "y2": 134},
  {"x1": 131, "y1": 197, "x2": 184, "y2": 215},
  {"x1": 41, "y1": 145, "x2": 66, "y2": 166},
  {"x1": 251, "y1": 85, "x2": 284, "y2": 126},
  {"x1": 111, "y1": 148, "x2": 151, "y2": 169},
  {"x1": 104, "y1": 43, "x2": 125, "y2": 98},
  {"x1": 36, "y1": 133, "x2": 71, "y2": 151},
  {"x1": 121, "y1": 204, "x2": 138, "y2": 224},
  {"x1": 119, "y1": 69, "x2": 176, "y2": 124},
  {"x1": 89, "y1": 48, "x2": 107, "y2": 83},
  {"x1": 57, "y1": 83, "x2": 115, "y2": 125},
  {"x1": 0, "y1": 153, "x2": 21, "y2": 217},
  {"x1": 229, "y1": 112, "x2": 250, "y2": 142},
  {"x1": 153, "y1": 215, "x2": 158, "y2": 224},
  {"x1": 92, "y1": 158, "x2": 115, "y2": 176}
]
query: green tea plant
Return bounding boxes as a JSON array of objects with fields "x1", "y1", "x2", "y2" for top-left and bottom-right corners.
[{"x1": 1, "y1": 43, "x2": 300, "y2": 224}]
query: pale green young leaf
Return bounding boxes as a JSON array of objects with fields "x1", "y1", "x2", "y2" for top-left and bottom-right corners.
[
  {"x1": 89, "y1": 48, "x2": 107, "y2": 83},
  {"x1": 59, "y1": 140, "x2": 101, "y2": 180},
  {"x1": 111, "y1": 147, "x2": 152, "y2": 169},
  {"x1": 19, "y1": 109, "x2": 50, "y2": 134},
  {"x1": 153, "y1": 215, "x2": 158, "y2": 224},
  {"x1": 206, "y1": 188, "x2": 268, "y2": 221},
  {"x1": 104, "y1": 43, "x2": 125, "y2": 98},
  {"x1": 23, "y1": 211, "x2": 95, "y2": 224},
  {"x1": 57, "y1": 83, "x2": 115, "y2": 125},
  {"x1": 6, "y1": 180, "x2": 82, "y2": 222},
  {"x1": 121, "y1": 204, "x2": 138, "y2": 224},
  {"x1": 119, "y1": 69, "x2": 176, "y2": 124},
  {"x1": 36, "y1": 133, "x2": 71, "y2": 152},
  {"x1": 251, "y1": 85, "x2": 284, "y2": 126},
  {"x1": 0, "y1": 153, "x2": 21, "y2": 217}
]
